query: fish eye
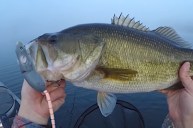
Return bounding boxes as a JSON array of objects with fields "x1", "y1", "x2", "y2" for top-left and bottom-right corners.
[
  {"x1": 20, "y1": 46, "x2": 23, "y2": 50},
  {"x1": 49, "y1": 35, "x2": 58, "y2": 44}
]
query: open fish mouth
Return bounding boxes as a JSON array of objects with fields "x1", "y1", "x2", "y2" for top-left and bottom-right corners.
[
  {"x1": 25, "y1": 40, "x2": 80, "y2": 81},
  {"x1": 26, "y1": 41, "x2": 48, "y2": 70},
  {"x1": 25, "y1": 40, "x2": 55, "y2": 80},
  {"x1": 25, "y1": 40, "x2": 39, "y2": 65}
]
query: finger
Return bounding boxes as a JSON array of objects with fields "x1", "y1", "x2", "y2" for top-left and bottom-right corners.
[
  {"x1": 22, "y1": 80, "x2": 42, "y2": 98},
  {"x1": 52, "y1": 97, "x2": 65, "y2": 112},
  {"x1": 49, "y1": 87, "x2": 66, "y2": 102},
  {"x1": 46, "y1": 79, "x2": 65, "y2": 86},
  {"x1": 179, "y1": 62, "x2": 193, "y2": 91},
  {"x1": 58, "y1": 79, "x2": 66, "y2": 88},
  {"x1": 46, "y1": 84, "x2": 58, "y2": 93},
  {"x1": 46, "y1": 79, "x2": 66, "y2": 92}
]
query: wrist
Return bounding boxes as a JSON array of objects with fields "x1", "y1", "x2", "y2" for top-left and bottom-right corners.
[
  {"x1": 172, "y1": 118, "x2": 193, "y2": 128},
  {"x1": 18, "y1": 104, "x2": 49, "y2": 125}
]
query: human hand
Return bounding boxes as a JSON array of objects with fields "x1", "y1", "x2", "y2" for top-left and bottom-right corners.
[
  {"x1": 18, "y1": 79, "x2": 66, "y2": 125},
  {"x1": 162, "y1": 62, "x2": 193, "y2": 128}
]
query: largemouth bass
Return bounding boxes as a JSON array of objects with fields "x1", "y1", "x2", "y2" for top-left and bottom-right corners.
[{"x1": 26, "y1": 14, "x2": 193, "y2": 116}]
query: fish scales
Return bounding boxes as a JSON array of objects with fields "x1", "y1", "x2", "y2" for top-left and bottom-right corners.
[
  {"x1": 28, "y1": 24, "x2": 193, "y2": 93},
  {"x1": 26, "y1": 14, "x2": 193, "y2": 116},
  {"x1": 33, "y1": 23, "x2": 191, "y2": 93}
]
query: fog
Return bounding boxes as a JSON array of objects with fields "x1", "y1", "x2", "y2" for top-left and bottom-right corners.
[{"x1": 0, "y1": 0, "x2": 193, "y2": 58}]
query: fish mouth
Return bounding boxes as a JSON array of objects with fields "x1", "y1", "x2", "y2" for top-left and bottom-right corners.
[
  {"x1": 26, "y1": 39, "x2": 80, "y2": 81},
  {"x1": 25, "y1": 40, "x2": 38, "y2": 64},
  {"x1": 26, "y1": 40, "x2": 49, "y2": 71},
  {"x1": 26, "y1": 40, "x2": 62, "y2": 81}
]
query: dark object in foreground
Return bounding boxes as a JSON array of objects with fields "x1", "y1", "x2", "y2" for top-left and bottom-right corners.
[
  {"x1": 74, "y1": 100, "x2": 144, "y2": 128},
  {"x1": 0, "y1": 82, "x2": 20, "y2": 128}
]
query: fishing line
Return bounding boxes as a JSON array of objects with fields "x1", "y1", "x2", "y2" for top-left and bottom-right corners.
[
  {"x1": 44, "y1": 90, "x2": 56, "y2": 128},
  {"x1": 43, "y1": 80, "x2": 62, "y2": 128}
]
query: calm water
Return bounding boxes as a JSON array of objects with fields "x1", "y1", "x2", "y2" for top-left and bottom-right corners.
[{"x1": 0, "y1": 48, "x2": 168, "y2": 128}]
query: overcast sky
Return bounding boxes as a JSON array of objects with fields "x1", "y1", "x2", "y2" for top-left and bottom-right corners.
[{"x1": 0, "y1": 0, "x2": 193, "y2": 56}]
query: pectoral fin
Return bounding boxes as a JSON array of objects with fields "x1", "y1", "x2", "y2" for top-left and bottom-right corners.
[
  {"x1": 97, "y1": 92, "x2": 117, "y2": 117},
  {"x1": 97, "y1": 67, "x2": 138, "y2": 81}
]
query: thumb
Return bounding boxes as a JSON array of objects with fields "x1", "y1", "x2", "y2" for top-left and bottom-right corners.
[
  {"x1": 22, "y1": 80, "x2": 42, "y2": 99},
  {"x1": 179, "y1": 62, "x2": 193, "y2": 91}
]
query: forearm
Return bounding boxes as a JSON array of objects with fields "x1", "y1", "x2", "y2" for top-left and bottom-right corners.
[{"x1": 12, "y1": 116, "x2": 48, "y2": 128}]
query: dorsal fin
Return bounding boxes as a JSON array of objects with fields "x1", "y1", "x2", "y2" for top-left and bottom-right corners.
[
  {"x1": 111, "y1": 13, "x2": 150, "y2": 32},
  {"x1": 153, "y1": 27, "x2": 192, "y2": 48}
]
